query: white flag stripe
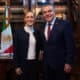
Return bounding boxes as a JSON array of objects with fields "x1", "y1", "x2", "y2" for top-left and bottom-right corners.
[{"x1": 1, "y1": 24, "x2": 13, "y2": 52}]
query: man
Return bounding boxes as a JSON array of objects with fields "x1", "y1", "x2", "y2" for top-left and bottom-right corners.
[
  {"x1": 13, "y1": 11, "x2": 41, "y2": 80},
  {"x1": 41, "y1": 3, "x2": 75, "y2": 80}
]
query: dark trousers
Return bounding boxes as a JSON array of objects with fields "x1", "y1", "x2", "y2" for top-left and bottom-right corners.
[
  {"x1": 44, "y1": 64, "x2": 71, "y2": 80},
  {"x1": 16, "y1": 60, "x2": 39, "y2": 80}
]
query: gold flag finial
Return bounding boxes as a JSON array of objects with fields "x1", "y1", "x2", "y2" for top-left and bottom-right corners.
[{"x1": 5, "y1": 0, "x2": 10, "y2": 6}]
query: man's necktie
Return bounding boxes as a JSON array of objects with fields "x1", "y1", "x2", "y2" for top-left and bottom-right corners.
[{"x1": 47, "y1": 23, "x2": 51, "y2": 39}]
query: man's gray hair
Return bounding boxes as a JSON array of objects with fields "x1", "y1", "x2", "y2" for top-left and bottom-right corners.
[{"x1": 41, "y1": 2, "x2": 55, "y2": 12}]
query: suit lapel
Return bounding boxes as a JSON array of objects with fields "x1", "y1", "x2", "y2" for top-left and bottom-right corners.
[
  {"x1": 23, "y1": 28, "x2": 29, "y2": 39},
  {"x1": 42, "y1": 18, "x2": 60, "y2": 41},
  {"x1": 48, "y1": 18, "x2": 60, "y2": 41},
  {"x1": 41, "y1": 24, "x2": 46, "y2": 41}
]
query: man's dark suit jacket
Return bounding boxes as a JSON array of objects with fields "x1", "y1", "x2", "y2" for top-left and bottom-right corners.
[
  {"x1": 41, "y1": 18, "x2": 75, "y2": 69},
  {"x1": 13, "y1": 27, "x2": 42, "y2": 68}
]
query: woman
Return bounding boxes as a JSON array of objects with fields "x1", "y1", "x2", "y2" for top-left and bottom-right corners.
[{"x1": 13, "y1": 11, "x2": 42, "y2": 80}]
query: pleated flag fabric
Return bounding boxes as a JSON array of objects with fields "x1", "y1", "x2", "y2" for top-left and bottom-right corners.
[{"x1": 0, "y1": 5, "x2": 13, "y2": 59}]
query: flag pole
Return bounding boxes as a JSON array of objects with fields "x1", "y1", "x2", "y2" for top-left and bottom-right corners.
[
  {"x1": 6, "y1": 0, "x2": 13, "y2": 58},
  {"x1": 6, "y1": 0, "x2": 10, "y2": 6}
]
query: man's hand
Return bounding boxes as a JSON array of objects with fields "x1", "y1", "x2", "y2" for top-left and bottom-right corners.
[{"x1": 64, "y1": 64, "x2": 72, "y2": 73}]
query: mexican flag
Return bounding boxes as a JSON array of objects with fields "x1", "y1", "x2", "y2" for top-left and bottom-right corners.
[{"x1": 0, "y1": 5, "x2": 13, "y2": 58}]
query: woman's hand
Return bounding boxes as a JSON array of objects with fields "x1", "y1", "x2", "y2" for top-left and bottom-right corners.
[
  {"x1": 15, "y1": 67, "x2": 23, "y2": 75},
  {"x1": 38, "y1": 50, "x2": 44, "y2": 61}
]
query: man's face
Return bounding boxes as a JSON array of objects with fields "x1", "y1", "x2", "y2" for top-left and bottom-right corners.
[
  {"x1": 24, "y1": 12, "x2": 34, "y2": 26},
  {"x1": 42, "y1": 5, "x2": 55, "y2": 22}
]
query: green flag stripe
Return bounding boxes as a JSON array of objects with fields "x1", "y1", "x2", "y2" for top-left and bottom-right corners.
[
  {"x1": 2, "y1": 20, "x2": 6, "y2": 31},
  {"x1": 2, "y1": 6, "x2": 8, "y2": 31}
]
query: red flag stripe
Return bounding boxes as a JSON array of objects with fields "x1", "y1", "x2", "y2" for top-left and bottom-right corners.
[{"x1": 4, "y1": 45, "x2": 13, "y2": 53}]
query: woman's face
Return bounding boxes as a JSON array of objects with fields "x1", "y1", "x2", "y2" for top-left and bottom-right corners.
[{"x1": 24, "y1": 12, "x2": 35, "y2": 26}]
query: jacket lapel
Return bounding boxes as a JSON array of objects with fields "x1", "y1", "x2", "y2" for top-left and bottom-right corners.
[
  {"x1": 42, "y1": 18, "x2": 60, "y2": 41},
  {"x1": 47, "y1": 18, "x2": 60, "y2": 41},
  {"x1": 41, "y1": 24, "x2": 46, "y2": 41}
]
